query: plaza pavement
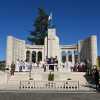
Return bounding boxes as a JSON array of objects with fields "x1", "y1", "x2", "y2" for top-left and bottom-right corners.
[
  {"x1": 0, "y1": 91, "x2": 99, "y2": 100},
  {"x1": 0, "y1": 71, "x2": 100, "y2": 100}
]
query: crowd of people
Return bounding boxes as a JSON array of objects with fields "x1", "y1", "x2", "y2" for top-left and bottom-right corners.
[
  {"x1": 62, "y1": 61, "x2": 86, "y2": 72},
  {"x1": 10, "y1": 58, "x2": 87, "y2": 75},
  {"x1": 10, "y1": 57, "x2": 100, "y2": 89},
  {"x1": 10, "y1": 57, "x2": 58, "y2": 75},
  {"x1": 45, "y1": 56, "x2": 58, "y2": 71},
  {"x1": 15, "y1": 59, "x2": 32, "y2": 72}
]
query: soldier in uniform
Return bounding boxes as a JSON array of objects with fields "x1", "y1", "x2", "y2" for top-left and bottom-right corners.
[
  {"x1": 10, "y1": 62, "x2": 15, "y2": 75},
  {"x1": 54, "y1": 56, "x2": 58, "y2": 71}
]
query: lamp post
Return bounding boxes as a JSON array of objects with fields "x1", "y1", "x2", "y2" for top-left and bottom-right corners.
[{"x1": 47, "y1": 31, "x2": 48, "y2": 59}]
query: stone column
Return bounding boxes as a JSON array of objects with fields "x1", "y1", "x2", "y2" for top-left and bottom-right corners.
[
  {"x1": 66, "y1": 51, "x2": 68, "y2": 62},
  {"x1": 36, "y1": 51, "x2": 38, "y2": 62},
  {"x1": 41, "y1": 51, "x2": 43, "y2": 61},
  {"x1": 91, "y1": 35, "x2": 97, "y2": 66},
  {"x1": 30, "y1": 51, "x2": 32, "y2": 62},
  {"x1": 72, "y1": 51, "x2": 75, "y2": 65}
]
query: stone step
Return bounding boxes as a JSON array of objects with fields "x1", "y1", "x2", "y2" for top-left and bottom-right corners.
[{"x1": 8, "y1": 72, "x2": 87, "y2": 86}]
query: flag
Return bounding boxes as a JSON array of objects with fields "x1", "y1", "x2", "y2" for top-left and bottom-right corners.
[{"x1": 48, "y1": 12, "x2": 52, "y2": 21}]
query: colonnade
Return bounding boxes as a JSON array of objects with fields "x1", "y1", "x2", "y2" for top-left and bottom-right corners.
[
  {"x1": 62, "y1": 50, "x2": 79, "y2": 64},
  {"x1": 26, "y1": 50, "x2": 43, "y2": 63}
]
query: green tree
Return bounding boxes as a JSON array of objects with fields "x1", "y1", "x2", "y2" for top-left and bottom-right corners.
[
  {"x1": 28, "y1": 8, "x2": 48, "y2": 45},
  {"x1": 0, "y1": 61, "x2": 6, "y2": 71}
]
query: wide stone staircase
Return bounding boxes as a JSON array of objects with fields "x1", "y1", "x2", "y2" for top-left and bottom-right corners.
[{"x1": 2, "y1": 69, "x2": 95, "y2": 91}]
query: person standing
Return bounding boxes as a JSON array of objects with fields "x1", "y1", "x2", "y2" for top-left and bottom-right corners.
[
  {"x1": 22, "y1": 60, "x2": 25, "y2": 72},
  {"x1": 43, "y1": 59, "x2": 47, "y2": 72},
  {"x1": 94, "y1": 68, "x2": 99, "y2": 89},
  {"x1": 10, "y1": 62, "x2": 15, "y2": 75},
  {"x1": 50, "y1": 57, "x2": 54, "y2": 71},
  {"x1": 54, "y1": 56, "x2": 58, "y2": 71},
  {"x1": 15, "y1": 59, "x2": 20, "y2": 72},
  {"x1": 25, "y1": 60, "x2": 29, "y2": 71}
]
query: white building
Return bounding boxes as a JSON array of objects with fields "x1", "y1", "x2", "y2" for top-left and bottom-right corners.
[{"x1": 6, "y1": 27, "x2": 98, "y2": 70}]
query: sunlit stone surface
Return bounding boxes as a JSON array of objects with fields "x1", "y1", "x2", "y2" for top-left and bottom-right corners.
[{"x1": 6, "y1": 27, "x2": 97, "y2": 71}]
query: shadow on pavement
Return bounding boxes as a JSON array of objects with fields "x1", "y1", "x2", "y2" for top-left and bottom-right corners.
[{"x1": 84, "y1": 74, "x2": 100, "y2": 92}]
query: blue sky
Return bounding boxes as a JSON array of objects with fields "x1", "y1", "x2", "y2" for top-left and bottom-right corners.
[{"x1": 0, "y1": 0, "x2": 100, "y2": 60}]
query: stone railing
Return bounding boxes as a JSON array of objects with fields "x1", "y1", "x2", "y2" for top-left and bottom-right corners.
[{"x1": 19, "y1": 80, "x2": 79, "y2": 91}]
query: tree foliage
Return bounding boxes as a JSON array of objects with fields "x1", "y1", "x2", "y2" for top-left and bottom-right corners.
[
  {"x1": 28, "y1": 8, "x2": 48, "y2": 45},
  {"x1": 0, "y1": 61, "x2": 6, "y2": 71}
]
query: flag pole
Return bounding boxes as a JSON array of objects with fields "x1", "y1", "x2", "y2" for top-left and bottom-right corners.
[
  {"x1": 47, "y1": 12, "x2": 53, "y2": 59},
  {"x1": 47, "y1": 27, "x2": 48, "y2": 59}
]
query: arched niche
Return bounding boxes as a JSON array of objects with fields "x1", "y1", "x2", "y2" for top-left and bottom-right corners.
[
  {"x1": 26, "y1": 51, "x2": 30, "y2": 62},
  {"x1": 32, "y1": 51, "x2": 36, "y2": 63},
  {"x1": 68, "y1": 51, "x2": 72, "y2": 62},
  {"x1": 37, "y1": 51, "x2": 42, "y2": 62},
  {"x1": 61, "y1": 51, "x2": 66, "y2": 63}
]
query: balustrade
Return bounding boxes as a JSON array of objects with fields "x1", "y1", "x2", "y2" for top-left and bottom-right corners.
[{"x1": 19, "y1": 80, "x2": 79, "y2": 91}]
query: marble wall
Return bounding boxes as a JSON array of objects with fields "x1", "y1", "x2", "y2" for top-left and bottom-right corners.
[
  {"x1": 6, "y1": 36, "x2": 26, "y2": 69},
  {"x1": 6, "y1": 29, "x2": 98, "y2": 69},
  {"x1": 78, "y1": 35, "x2": 97, "y2": 66}
]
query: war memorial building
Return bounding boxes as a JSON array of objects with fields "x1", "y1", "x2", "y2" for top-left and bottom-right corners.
[
  {"x1": 3, "y1": 17, "x2": 98, "y2": 91},
  {"x1": 6, "y1": 26, "x2": 97, "y2": 71}
]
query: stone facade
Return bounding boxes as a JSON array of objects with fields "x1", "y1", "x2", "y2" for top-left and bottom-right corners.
[
  {"x1": 6, "y1": 36, "x2": 26, "y2": 69},
  {"x1": 78, "y1": 35, "x2": 97, "y2": 66},
  {"x1": 6, "y1": 27, "x2": 98, "y2": 69}
]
